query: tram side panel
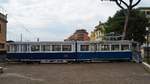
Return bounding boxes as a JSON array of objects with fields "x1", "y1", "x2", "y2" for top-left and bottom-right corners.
[
  {"x1": 76, "y1": 41, "x2": 133, "y2": 61},
  {"x1": 7, "y1": 52, "x2": 77, "y2": 62},
  {"x1": 7, "y1": 51, "x2": 132, "y2": 62},
  {"x1": 76, "y1": 51, "x2": 132, "y2": 61},
  {"x1": 6, "y1": 42, "x2": 78, "y2": 62}
]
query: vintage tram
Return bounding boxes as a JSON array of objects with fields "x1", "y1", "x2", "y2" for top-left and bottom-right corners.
[{"x1": 6, "y1": 40, "x2": 140, "y2": 63}]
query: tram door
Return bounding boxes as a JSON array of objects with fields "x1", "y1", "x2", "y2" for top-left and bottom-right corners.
[{"x1": 132, "y1": 42, "x2": 142, "y2": 63}]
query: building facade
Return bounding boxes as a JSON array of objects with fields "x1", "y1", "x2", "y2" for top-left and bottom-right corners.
[
  {"x1": 90, "y1": 21, "x2": 105, "y2": 41},
  {"x1": 90, "y1": 31, "x2": 96, "y2": 41},
  {"x1": 138, "y1": 7, "x2": 150, "y2": 23},
  {"x1": 0, "y1": 12, "x2": 7, "y2": 61},
  {"x1": 65, "y1": 29, "x2": 90, "y2": 41},
  {"x1": 138, "y1": 7, "x2": 150, "y2": 42},
  {"x1": 138, "y1": 7, "x2": 150, "y2": 61}
]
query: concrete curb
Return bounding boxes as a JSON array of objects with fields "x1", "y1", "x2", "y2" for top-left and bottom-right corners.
[{"x1": 142, "y1": 62, "x2": 150, "y2": 72}]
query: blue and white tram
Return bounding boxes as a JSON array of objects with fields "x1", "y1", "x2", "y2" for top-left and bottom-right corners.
[{"x1": 6, "y1": 40, "x2": 139, "y2": 63}]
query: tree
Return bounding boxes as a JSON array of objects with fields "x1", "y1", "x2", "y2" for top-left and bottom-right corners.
[
  {"x1": 105, "y1": 9, "x2": 149, "y2": 44},
  {"x1": 101, "y1": 0, "x2": 142, "y2": 39}
]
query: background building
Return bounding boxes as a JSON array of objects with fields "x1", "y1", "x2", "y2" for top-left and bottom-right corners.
[
  {"x1": 0, "y1": 12, "x2": 7, "y2": 62},
  {"x1": 138, "y1": 7, "x2": 150, "y2": 42},
  {"x1": 65, "y1": 29, "x2": 90, "y2": 41},
  {"x1": 138, "y1": 7, "x2": 150, "y2": 62},
  {"x1": 90, "y1": 21, "x2": 105, "y2": 41},
  {"x1": 138, "y1": 7, "x2": 150, "y2": 23}
]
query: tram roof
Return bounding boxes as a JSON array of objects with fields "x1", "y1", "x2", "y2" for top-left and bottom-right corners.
[{"x1": 7, "y1": 40, "x2": 134, "y2": 45}]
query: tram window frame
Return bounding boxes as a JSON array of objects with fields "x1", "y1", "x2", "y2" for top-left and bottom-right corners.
[
  {"x1": 121, "y1": 45, "x2": 129, "y2": 50},
  {"x1": 21, "y1": 44, "x2": 28, "y2": 52},
  {"x1": 97, "y1": 44, "x2": 101, "y2": 51},
  {"x1": 80, "y1": 45, "x2": 89, "y2": 51},
  {"x1": 101, "y1": 45, "x2": 110, "y2": 51},
  {"x1": 41, "y1": 45, "x2": 51, "y2": 51},
  {"x1": 111, "y1": 45, "x2": 120, "y2": 51},
  {"x1": 90, "y1": 44, "x2": 97, "y2": 51},
  {"x1": 31, "y1": 45, "x2": 40, "y2": 51},
  {"x1": 62, "y1": 45, "x2": 72, "y2": 51},
  {"x1": 52, "y1": 45, "x2": 61, "y2": 51},
  {"x1": 13, "y1": 44, "x2": 18, "y2": 52}
]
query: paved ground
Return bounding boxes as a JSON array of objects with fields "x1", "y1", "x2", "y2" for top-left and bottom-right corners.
[{"x1": 0, "y1": 62, "x2": 150, "y2": 84}]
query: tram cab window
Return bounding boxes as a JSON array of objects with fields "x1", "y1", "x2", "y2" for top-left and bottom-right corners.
[
  {"x1": 101, "y1": 45, "x2": 109, "y2": 51},
  {"x1": 52, "y1": 45, "x2": 61, "y2": 51},
  {"x1": 62, "y1": 45, "x2": 72, "y2": 51},
  {"x1": 80, "y1": 45, "x2": 89, "y2": 51},
  {"x1": 41, "y1": 45, "x2": 51, "y2": 51},
  {"x1": 13, "y1": 45, "x2": 18, "y2": 52},
  {"x1": 121, "y1": 45, "x2": 129, "y2": 50},
  {"x1": 31, "y1": 45, "x2": 40, "y2": 51},
  {"x1": 111, "y1": 45, "x2": 119, "y2": 51}
]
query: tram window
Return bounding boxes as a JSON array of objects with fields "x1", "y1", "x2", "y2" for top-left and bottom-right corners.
[
  {"x1": 97, "y1": 44, "x2": 101, "y2": 51},
  {"x1": 62, "y1": 45, "x2": 72, "y2": 51},
  {"x1": 121, "y1": 45, "x2": 129, "y2": 50},
  {"x1": 80, "y1": 45, "x2": 89, "y2": 51},
  {"x1": 31, "y1": 45, "x2": 40, "y2": 51},
  {"x1": 111, "y1": 45, "x2": 119, "y2": 51},
  {"x1": 90, "y1": 44, "x2": 97, "y2": 51},
  {"x1": 14, "y1": 45, "x2": 18, "y2": 52},
  {"x1": 41, "y1": 45, "x2": 51, "y2": 51},
  {"x1": 21, "y1": 45, "x2": 27, "y2": 52},
  {"x1": 101, "y1": 45, "x2": 109, "y2": 51},
  {"x1": 52, "y1": 45, "x2": 61, "y2": 51}
]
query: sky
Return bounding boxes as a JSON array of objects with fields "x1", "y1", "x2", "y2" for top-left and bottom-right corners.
[{"x1": 0, "y1": 0, "x2": 150, "y2": 41}]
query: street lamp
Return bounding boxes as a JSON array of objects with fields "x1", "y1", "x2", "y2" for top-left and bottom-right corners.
[
  {"x1": 101, "y1": 0, "x2": 141, "y2": 40},
  {"x1": 146, "y1": 27, "x2": 150, "y2": 63}
]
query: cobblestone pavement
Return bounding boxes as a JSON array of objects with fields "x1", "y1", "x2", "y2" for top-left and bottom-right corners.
[{"x1": 0, "y1": 62, "x2": 150, "y2": 84}]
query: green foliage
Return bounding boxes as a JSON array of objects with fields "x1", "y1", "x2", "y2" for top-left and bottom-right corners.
[{"x1": 105, "y1": 9, "x2": 149, "y2": 44}]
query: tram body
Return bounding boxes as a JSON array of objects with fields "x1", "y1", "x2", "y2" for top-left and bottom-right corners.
[{"x1": 6, "y1": 40, "x2": 138, "y2": 63}]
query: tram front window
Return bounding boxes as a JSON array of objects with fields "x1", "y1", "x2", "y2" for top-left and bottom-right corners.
[{"x1": 80, "y1": 45, "x2": 89, "y2": 51}]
